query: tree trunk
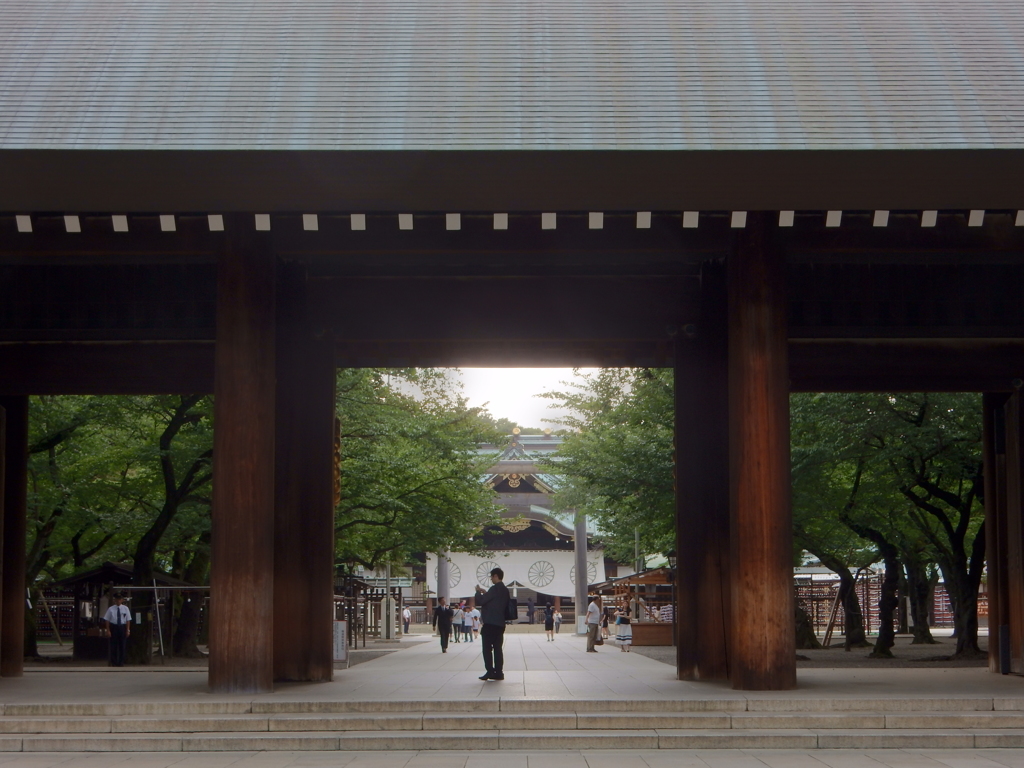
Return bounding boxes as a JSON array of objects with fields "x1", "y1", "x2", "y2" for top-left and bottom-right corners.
[
  {"x1": 943, "y1": 570, "x2": 984, "y2": 657},
  {"x1": 897, "y1": 567, "x2": 909, "y2": 634},
  {"x1": 905, "y1": 559, "x2": 937, "y2": 644},
  {"x1": 839, "y1": 513, "x2": 900, "y2": 658},
  {"x1": 871, "y1": 551, "x2": 901, "y2": 658},
  {"x1": 836, "y1": 568, "x2": 871, "y2": 648},
  {"x1": 125, "y1": 579, "x2": 154, "y2": 664},
  {"x1": 172, "y1": 531, "x2": 210, "y2": 657},
  {"x1": 24, "y1": 607, "x2": 38, "y2": 658},
  {"x1": 795, "y1": 604, "x2": 822, "y2": 649}
]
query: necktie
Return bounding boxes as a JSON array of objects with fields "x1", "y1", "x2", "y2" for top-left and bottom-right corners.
[{"x1": 116, "y1": 606, "x2": 122, "y2": 625}]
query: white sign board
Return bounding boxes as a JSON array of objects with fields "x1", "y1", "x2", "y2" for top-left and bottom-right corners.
[{"x1": 333, "y1": 620, "x2": 349, "y2": 664}]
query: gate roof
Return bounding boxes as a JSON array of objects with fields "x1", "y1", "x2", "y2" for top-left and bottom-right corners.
[{"x1": 2, "y1": 0, "x2": 1023, "y2": 211}]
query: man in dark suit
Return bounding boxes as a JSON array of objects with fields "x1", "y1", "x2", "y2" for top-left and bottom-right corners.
[
  {"x1": 475, "y1": 567, "x2": 510, "y2": 680},
  {"x1": 431, "y1": 596, "x2": 454, "y2": 653}
]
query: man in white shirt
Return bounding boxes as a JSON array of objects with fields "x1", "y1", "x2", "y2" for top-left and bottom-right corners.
[
  {"x1": 103, "y1": 593, "x2": 131, "y2": 667},
  {"x1": 585, "y1": 595, "x2": 602, "y2": 652},
  {"x1": 402, "y1": 606, "x2": 412, "y2": 634}
]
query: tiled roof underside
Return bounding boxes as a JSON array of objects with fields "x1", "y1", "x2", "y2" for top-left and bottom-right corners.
[{"x1": 2, "y1": 0, "x2": 1023, "y2": 151}]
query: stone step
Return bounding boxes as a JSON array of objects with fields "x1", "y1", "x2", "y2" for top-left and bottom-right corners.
[
  {"x1": 4, "y1": 712, "x2": 1024, "y2": 734},
  {"x1": 5, "y1": 709, "x2": 1024, "y2": 734},
  {"x1": 5, "y1": 696, "x2": 1022, "y2": 717},
  {"x1": 1, "y1": 728, "x2": 1024, "y2": 752}
]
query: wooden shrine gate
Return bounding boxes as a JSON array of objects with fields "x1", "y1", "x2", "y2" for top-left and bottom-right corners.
[{"x1": 2, "y1": 211, "x2": 1023, "y2": 695}]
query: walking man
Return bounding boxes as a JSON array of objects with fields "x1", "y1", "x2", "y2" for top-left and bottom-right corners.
[
  {"x1": 475, "y1": 567, "x2": 510, "y2": 680},
  {"x1": 585, "y1": 594, "x2": 602, "y2": 652},
  {"x1": 402, "y1": 605, "x2": 412, "y2": 634},
  {"x1": 431, "y1": 597, "x2": 454, "y2": 653},
  {"x1": 103, "y1": 592, "x2": 131, "y2": 666}
]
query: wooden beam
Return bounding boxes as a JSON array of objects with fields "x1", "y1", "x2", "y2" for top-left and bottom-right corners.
[
  {"x1": 675, "y1": 261, "x2": 731, "y2": 681},
  {"x1": 4, "y1": 148, "x2": 1024, "y2": 212},
  {"x1": 273, "y1": 263, "x2": 335, "y2": 683},
  {"x1": 209, "y1": 225, "x2": 277, "y2": 694},
  {"x1": 728, "y1": 213, "x2": 796, "y2": 691},
  {"x1": 0, "y1": 396, "x2": 27, "y2": 677},
  {"x1": 1, "y1": 337, "x2": 1022, "y2": 396},
  {"x1": 790, "y1": 340, "x2": 1024, "y2": 392},
  {"x1": 312, "y1": 276, "x2": 699, "y2": 343},
  {"x1": 334, "y1": 339, "x2": 677, "y2": 369},
  {"x1": 0, "y1": 343, "x2": 214, "y2": 395}
]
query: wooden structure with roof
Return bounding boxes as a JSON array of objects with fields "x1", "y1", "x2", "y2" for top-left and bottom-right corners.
[
  {"x1": 52, "y1": 562, "x2": 198, "y2": 661},
  {"x1": 1, "y1": 1, "x2": 1023, "y2": 692}
]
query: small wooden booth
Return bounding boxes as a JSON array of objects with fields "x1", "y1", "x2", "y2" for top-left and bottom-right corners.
[
  {"x1": 53, "y1": 562, "x2": 197, "y2": 661},
  {"x1": 593, "y1": 567, "x2": 675, "y2": 646}
]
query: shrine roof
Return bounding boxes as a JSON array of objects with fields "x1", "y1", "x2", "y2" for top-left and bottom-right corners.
[{"x1": 2, "y1": 0, "x2": 1022, "y2": 153}]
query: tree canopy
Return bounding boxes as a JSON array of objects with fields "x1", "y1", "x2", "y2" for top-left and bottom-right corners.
[
  {"x1": 539, "y1": 368, "x2": 675, "y2": 564},
  {"x1": 23, "y1": 368, "x2": 502, "y2": 658},
  {"x1": 333, "y1": 368, "x2": 502, "y2": 569},
  {"x1": 792, "y1": 392, "x2": 985, "y2": 655}
]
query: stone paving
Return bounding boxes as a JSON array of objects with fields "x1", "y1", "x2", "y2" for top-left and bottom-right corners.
[
  {"x1": 6, "y1": 631, "x2": 1024, "y2": 707},
  {"x1": 4, "y1": 748, "x2": 1024, "y2": 767},
  {"x1": 3, "y1": 632, "x2": 1024, "y2": 765}
]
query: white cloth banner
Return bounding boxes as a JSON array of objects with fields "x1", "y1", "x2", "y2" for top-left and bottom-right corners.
[{"x1": 427, "y1": 550, "x2": 605, "y2": 600}]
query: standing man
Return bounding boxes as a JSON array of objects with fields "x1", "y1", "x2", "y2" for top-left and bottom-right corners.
[
  {"x1": 526, "y1": 598, "x2": 536, "y2": 625},
  {"x1": 475, "y1": 567, "x2": 510, "y2": 681},
  {"x1": 431, "y1": 597, "x2": 454, "y2": 653},
  {"x1": 103, "y1": 592, "x2": 131, "y2": 667},
  {"x1": 585, "y1": 594, "x2": 602, "y2": 652},
  {"x1": 402, "y1": 605, "x2": 412, "y2": 634}
]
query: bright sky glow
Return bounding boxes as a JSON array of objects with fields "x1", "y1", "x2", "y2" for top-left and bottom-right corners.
[{"x1": 452, "y1": 368, "x2": 597, "y2": 428}]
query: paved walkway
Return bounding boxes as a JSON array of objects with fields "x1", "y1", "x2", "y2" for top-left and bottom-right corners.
[
  {"x1": 5, "y1": 633, "x2": 1024, "y2": 765},
  {"x1": 6, "y1": 632, "x2": 1024, "y2": 706},
  {"x1": 4, "y1": 748, "x2": 1024, "y2": 767}
]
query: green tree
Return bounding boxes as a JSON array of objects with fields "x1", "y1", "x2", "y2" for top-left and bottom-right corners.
[
  {"x1": 539, "y1": 368, "x2": 675, "y2": 564},
  {"x1": 123, "y1": 395, "x2": 213, "y2": 663},
  {"x1": 791, "y1": 392, "x2": 984, "y2": 657},
  {"x1": 334, "y1": 369, "x2": 501, "y2": 569}
]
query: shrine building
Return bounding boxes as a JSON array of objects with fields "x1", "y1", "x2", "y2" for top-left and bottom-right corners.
[{"x1": 428, "y1": 431, "x2": 612, "y2": 622}]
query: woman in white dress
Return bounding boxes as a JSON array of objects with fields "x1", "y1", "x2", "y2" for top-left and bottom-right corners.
[{"x1": 615, "y1": 606, "x2": 632, "y2": 652}]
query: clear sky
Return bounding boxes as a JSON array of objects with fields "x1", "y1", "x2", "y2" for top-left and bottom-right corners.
[{"x1": 451, "y1": 368, "x2": 597, "y2": 428}]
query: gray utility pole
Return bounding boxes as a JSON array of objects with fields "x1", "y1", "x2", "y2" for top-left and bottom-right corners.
[
  {"x1": 437, "y1": 552, "x2": 451, "y2": 604},
  {"x1": 382, "y1": 562, "x2": 395, "y2": 640},
  {"x1": 635, "y1": 528, "x2": 642, "y2": 573},
  {"x1": 574, "y1": 511, "x2": 588, "y2": 634}
]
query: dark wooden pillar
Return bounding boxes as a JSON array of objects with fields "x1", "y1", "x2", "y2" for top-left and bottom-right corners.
[
  {"x1": 983, "y1": 393, "x2": 1011, "y2": 672},
  {"x1": 0, "y1": 403, "x2": 5, "y2": 672},
  {"x1": 0, "y1": 396, "x2": 28, "y2": 677},
  {"x1": 675, "y1": 260, "x2": 730, "y2": 680},
  {"x1": 209, "y1": 227, "x2": 276, "y2": 693},
  {"x1": 996, "y1": 391, "x2": 1024, "y2": 674},
  {"x1": 727, "y1": 213, "x2": 796, "y2": 690},
  {"x1": 273, "y1": 262, "x2": 336, "y2": 682}
]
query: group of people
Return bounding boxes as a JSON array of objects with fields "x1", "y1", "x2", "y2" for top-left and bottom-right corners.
[
  {"x1": 430, "y1": 599, "x2": 481, "y2": 650},
  {"x1": 585, "y1": 595, "x2": 632, "y2": 652},
  {"x1": 432, "y1": 566, "x2": 510, "y2": 680},
  {"x1": 542, "y1": 603, "x2": 562, "y2": 640}
]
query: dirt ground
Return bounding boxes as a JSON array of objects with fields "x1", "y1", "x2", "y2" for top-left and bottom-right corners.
[{"x1": 629, "y1": 632, "x2": 988, "y2": 669}]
